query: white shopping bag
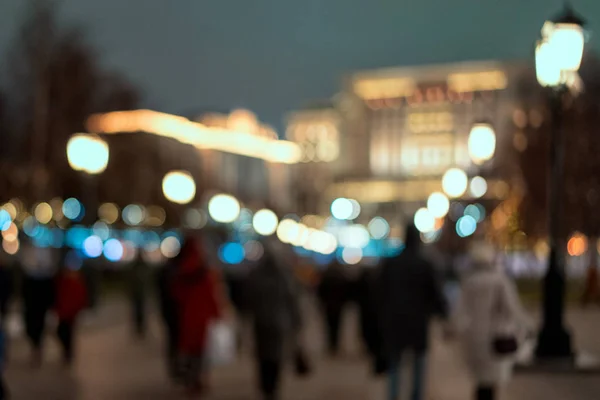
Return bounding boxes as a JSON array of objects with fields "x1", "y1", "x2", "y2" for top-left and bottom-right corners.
[{"x1": 206, "y1": 320, "x2": 236, "y2": 366}]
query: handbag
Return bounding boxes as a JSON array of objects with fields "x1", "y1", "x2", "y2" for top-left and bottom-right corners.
[{"x1": 491, "y1": 283, "x2": 518, "y2": 356}]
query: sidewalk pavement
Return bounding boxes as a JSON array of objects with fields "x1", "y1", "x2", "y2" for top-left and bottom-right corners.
[{"x1": 4, "y1": 299, "x2": 600, "y2": 399}]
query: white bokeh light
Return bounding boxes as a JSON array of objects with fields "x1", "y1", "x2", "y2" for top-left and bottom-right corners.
[
  {"x1": 253, "y1": 209, "x2": 279, "y2": 236},
  {"x1": 470, "y1": 176, "x2": 488, "y2": 198},
  {"x1": 468, "y1": 123, "x2": 496, "y2": 164},
  {"x1": 331, "y1": 198, "x2": 354, "y2": 220},
  {"x1": 427, "y1": 192, "x2": 450, "y2": 218},
  {"x1": 414, "y1": 208, "x2": 435, "y2": 233},
  {"x1": 442, "y1": 168, "x2": 468, "y2": 198},
  {"x1": 162, "y1": 170, "x2": 196, "y2": 204},
  {"x1": 208, "y1": 194, "x2": 241, "y2": 223}
]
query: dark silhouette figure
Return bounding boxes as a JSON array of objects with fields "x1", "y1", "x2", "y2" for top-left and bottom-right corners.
[
  {"x1": 581, "y1": 266, "x2": 599, "y2": 307},
  {"x1": 128, "y1": 257, "x2": 149, "y2": 339},
  {"x1": 22, "y1": 273, "x2": 55, "y2": 366},
  {"x1": 317, "y1": 262, "x2": 350, "y2": 356},
  {"x1": 156, "y1": 259, "x2": 179, "y2": 380},
  {"x1": 376, "y1": 224, "x2": 447, "y2": 400},
  {"x1": 353, "y1": 266, "x2": 386, "y2": 374},
  {"x1": 171, "y1": 237, "x2": 222, "y2": 394},
  {"x1": 0, "y1": 320, "x2": 7, "y2": 400},
  {"x1": 246, "y1": 249, "x2": 302, "y2": 400},
  {"x1": 0, "y1": 261, "x2": 14, "y2": 327},
  {"x1": 54, "y1": 265, "x2": 87, "y2": 365}
]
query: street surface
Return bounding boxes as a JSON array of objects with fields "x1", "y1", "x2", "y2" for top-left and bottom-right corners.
[{"x1": 5, "y1": 297, "x2": 600, "y2": 399}]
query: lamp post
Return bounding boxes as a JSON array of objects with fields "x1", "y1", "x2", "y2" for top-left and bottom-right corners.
[
  {"x1": 66, "y1": 133, "x2": 109, "y2": 222},
  {"x1": 534, "y1": 4, "x2": 586, "y2": 359}
]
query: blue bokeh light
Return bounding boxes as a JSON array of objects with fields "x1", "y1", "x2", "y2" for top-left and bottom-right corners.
[
  {"x1": 83, "y1": 235, "x2": 103, "y2": 258},
  {"x1": 0, "y1": 210, "x2": 11, "y2": 231},
  {"x1": 219, "y1": 242, "x2": 245, "y2": 265},
  {"x1": 63, "y1": 198, "x2": 83, "y2": 221},
  {"x1": 23, "y1": 217, "x2": 40, "y2": 237},
  {"x1": 104, "y1": 239, "x2": 124, "y2": 262},
  {"x1": 456, "y1": 215, "x2": 477, "y2": 238},
  {"x1": 66, "y1": 226, "x2": 90, "y2": 249}
]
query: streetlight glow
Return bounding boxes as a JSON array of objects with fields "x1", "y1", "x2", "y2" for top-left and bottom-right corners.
[
  {"x1": 442, "y1": 168, "x2": 468, "y2": 198},
  {"x1": 468, "y1": 123, "x2": 496, "y2": 164},
  {"x1": 208, "y1": 194, "x2": 241, "y2": 224},
  {"x1": 162, "y1": 170, "x2": 196, "y2": 205},
  {"x1": 66, "y1": 133, "x2": 109, "y2": 174},
  {"x1": 427, "y1": 192, "x2": 450, "y2": 218}
]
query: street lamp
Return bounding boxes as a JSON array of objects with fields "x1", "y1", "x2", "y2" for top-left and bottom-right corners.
[
  {"x1": 66, "y1": 133, "x2": 109, "y2": 223},
  {"x1": 162, "y1": 170, "x2": 196, "y2": 205},
  {"x1": 468, "y1": 123, "x2": 496, "y2": 165},
  {"x1": 534, "y1": 4, "x2": 586, "y2": 360},
  {"x1": 66, "y1": 133, "x2": 109, "y2": 174}
]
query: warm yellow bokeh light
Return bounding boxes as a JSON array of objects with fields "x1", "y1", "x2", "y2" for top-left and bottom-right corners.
[
  {"x1": 567, "y1": 232, "x2": 587, "y2": 257},
  {"x1": 468, "y1": 123, "x2": 496, "y2": 164},
  {"x1": 442, "y1": 168, "x2": 468, "y2": 198},
  {"x1": 427, "y1": 192, "x2": 450, "y2": 219},
  {"x1": 253, "y1": 209, "x2": 279, "y2": 236},
  {"x1": 1, "y1": 223, "x2": 18, "y2": 242},
  {"x1": 34, "y1": 202, "x2": 53, "y2": 224},
  {"x1": 208, "y1": 194, "x2": 241, "y2": 224},
  {"x1": 2, "y1": 238, "x2": 19, "y2": 255},
  {"x1": 162, "y1": 170, "x2": 196, "y2": 205},
  {"x1": 67, "y1": 133, "x2": 110, "y2": 174}
]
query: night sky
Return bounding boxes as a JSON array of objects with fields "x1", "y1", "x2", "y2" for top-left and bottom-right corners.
[{"x1": 1, "y1": 0, "x2": 599, "y2": 131}]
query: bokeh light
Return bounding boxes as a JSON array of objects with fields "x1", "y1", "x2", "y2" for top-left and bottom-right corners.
[
  {"x1": 219, "y1": 242, "x2": 245, "y2": 264},
  {"x1": 0, "y1": 210, "x2": 12, "y2": 231},
  {"x1": 103, "y1": 239, "x2": 124, "y2": 262},
  {"x1": 470, "y1": 176, "x2": 488, "y2": 198},
  {"x1": 442, "y1": 168, "x2": 468, "y2": 198},
  {"x1": 123, "y1": 204, "x2": 145, "y2": 226},
  {"x1": 456, "y1": 215, "x2": 477, "y2": 238},
  {"x1": 66, "y1": 133, "x2": 109, "y2": 174},
  {"x1": 98, "y1": 203, "x2": 120, "y2": 224},
  {"x1": 83, "y1": 235, "x2": 103, "y2": 258},
  {"x1": 50, "y1": 198, "x2": 64, "y2": 221},
  {"x1": 162, "y1": 170, "x2": 196, "y2": 204},
  {"x1": 427, "y1": 192, "x2": 450, "y2": 218},
  {"x1": 1, "y1": 203, "x2": 17, "y2": 220},
  {"x1": 276, "y1": 219, "x2": 299, "y2": 244},
  {"x1": 414, "y1": 208, "x2": 435, "y2": 233},
  {"x1": 338, "y1": 225, "x2": 370, "y2": 249},
  {"x1": 142, "y1": 231, "x2": 161, "y2": 251},
  {"x1": 2, "y1": 238, "x2": 19, "y2": 255},
  {"x1": 92, "y1": 221, "x2": 111, "y2": 241},
  {"x1": 368, "y1": 217, "x2": 390, "y2": 240},
  {"x1": 568, "y1": 232, "x2": 588, "y2": 257},
  {"x1": 160, "y1": 236, "x2": 181, "y2": 258},
  {"x1": 145, "y1": 206, "x2": 166, "y2": 227},
  {"x1": 208, "y1": 194, "x2": 241, "y2": 223},
  {"x1": 34, "y1": 202, "x2": 53, "y2": 224},
  {"x1": 341, "y1": 247, "x2": 363, "y2": 265},
  {"x1": 23, "y1": 217, "x2": 40, "y2": 237},
  {"x1": 63, "y1": 198, "x2": 83, "y2": 221},
  {"x1": 253, "y1": 209, "x2": 279, "y2": 236},
  {"x1": 244, "y1": 240, "x2": 264, "y2": 262},
  {"x1": 1, "y1": 223, "x2": 18, "y2": 242},
  {"x1": 468, "y1": 123, "x2": 496, "y2": 164},
  {"x1": 331, "y1": 198, "x2": 354, "y2": 220},
  {"x1": 184, "y1": 209, "x2": 207, "y2": 229},
  {"x1": 291, "y1": 224, "x2": 310, "y2": 247}
]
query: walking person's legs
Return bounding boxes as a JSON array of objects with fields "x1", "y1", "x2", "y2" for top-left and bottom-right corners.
[
  {"x1": 475, "y1": 385, "x2": 495, "y2": 400},
  {"x1": 387, "y1": 355, "x2": 402, "y2": 400},
  {"x1": 326, "y1": 311, "x2": 341, "y2": 355},
  {"x1": 258, "y1": 358, "x2": 281, "y2": 400},
  {"x1": 57, "y1": 320, "x2": 74, "y2": 364},
  {"x1": 411, "y1": 352, "x2": 427, "y2": 400}
]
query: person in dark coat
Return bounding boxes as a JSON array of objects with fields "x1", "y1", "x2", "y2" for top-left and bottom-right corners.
[
  {"x1": 317, "y1": 261, "x2": 350, "y2": 356},
  {"x1": 22, "y1": 272, "x2": 55, "y2": 367},
  {"x1": 353, "y1": 266, "x2": 386, "y2": 374},
  {"x1": 156, "y1": 258, "x2": 179, "y2": 380},
  {"x1": 0, "y1": 260, "x2": 14, "y2": 328},
  {"x1": 54, "y1": 263, "x2": 87, "y2": 366},
  {"x1": 128, "y1": 255, "x2": 150, "y2": 339},
  {"x1": 0, "y1": 315, "x2": 8, "y2": 400},
  {"x1": 376, "y1": 224, "x2": 448, "y2": 400},
  {"x1": 246, "y1": 248, "x2": 302, "y2": 400}
]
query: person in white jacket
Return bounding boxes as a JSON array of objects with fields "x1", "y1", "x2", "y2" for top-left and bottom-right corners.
[{"x1": 453, "y1": 241, "x2": 531, "y2": 400}]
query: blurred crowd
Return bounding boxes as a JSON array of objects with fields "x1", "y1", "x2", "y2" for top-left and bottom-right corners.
[{"x1": 0, "y1": 225, "x2": 551, "y2": 400}]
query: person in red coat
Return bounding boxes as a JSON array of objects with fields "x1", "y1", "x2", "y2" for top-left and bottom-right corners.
[
  {"x1": 171, "y1": 237, "x2": 222, "y2": 394},
  {"x1": 54, "y1": 259, "x2": 87, "y2": 366}
]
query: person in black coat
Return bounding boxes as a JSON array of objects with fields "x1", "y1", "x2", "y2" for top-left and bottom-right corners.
[
  {"x1": 0, "y1": 260, "x2": 14, "y2": 327},
  {"x1": 317, "y1": 261, "x2": 350, "y2": 356},
  {"x1": 156, "y1": 259, "x2": 179, "y2": 380},
  {"x1": 22, "y1": 273, "x2": 55, "y2": 366},
  {"x1": 353, "y1": 266, "x2": 386, "y2": 374},
  {"x1": 376, "y1": 224, "x2": 448, "y2": 400}
]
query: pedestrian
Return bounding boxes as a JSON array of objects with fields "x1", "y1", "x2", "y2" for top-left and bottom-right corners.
[
  {"x1": 246, "y1": 247, "x2": 303, "y2": 400},
  {"x1": 0, "y1": 258, "x2": 14, "y2": 328},
  {"x1": 317, "y1": 261, "x2": 350, "y2": 356},
  {"x1": 22, "y1": 259, "x2": 55, "y2": 367},
  {"x1": 0, "y1": 315, "x2": 8, "y2": 400},
  {"x1": 453, "y1": 241, "x2": 531, "y2": 400},
  {"x1": 376, "y1": 223, "x2": 448, "y2": 400},
  {"x1": 128, "y1": 255, "x2": 149, "y2": 339},
  {"x1": 54, "y1": 255, "x2": 88, "y2": 366},
  {"x1": 171, "y1": 236, "x2": 222, "y2": 395},
  {"x1": 156, "y1": 257, "x2": 180, "y2": 381},
  {"x1": 353, "y1": 266, "x2": 386, "y2": 374}
]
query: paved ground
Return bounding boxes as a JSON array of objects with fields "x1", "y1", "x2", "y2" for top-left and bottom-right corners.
[{"x1": 5, "y1": 297, "x2": 600, "y2": 399}]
